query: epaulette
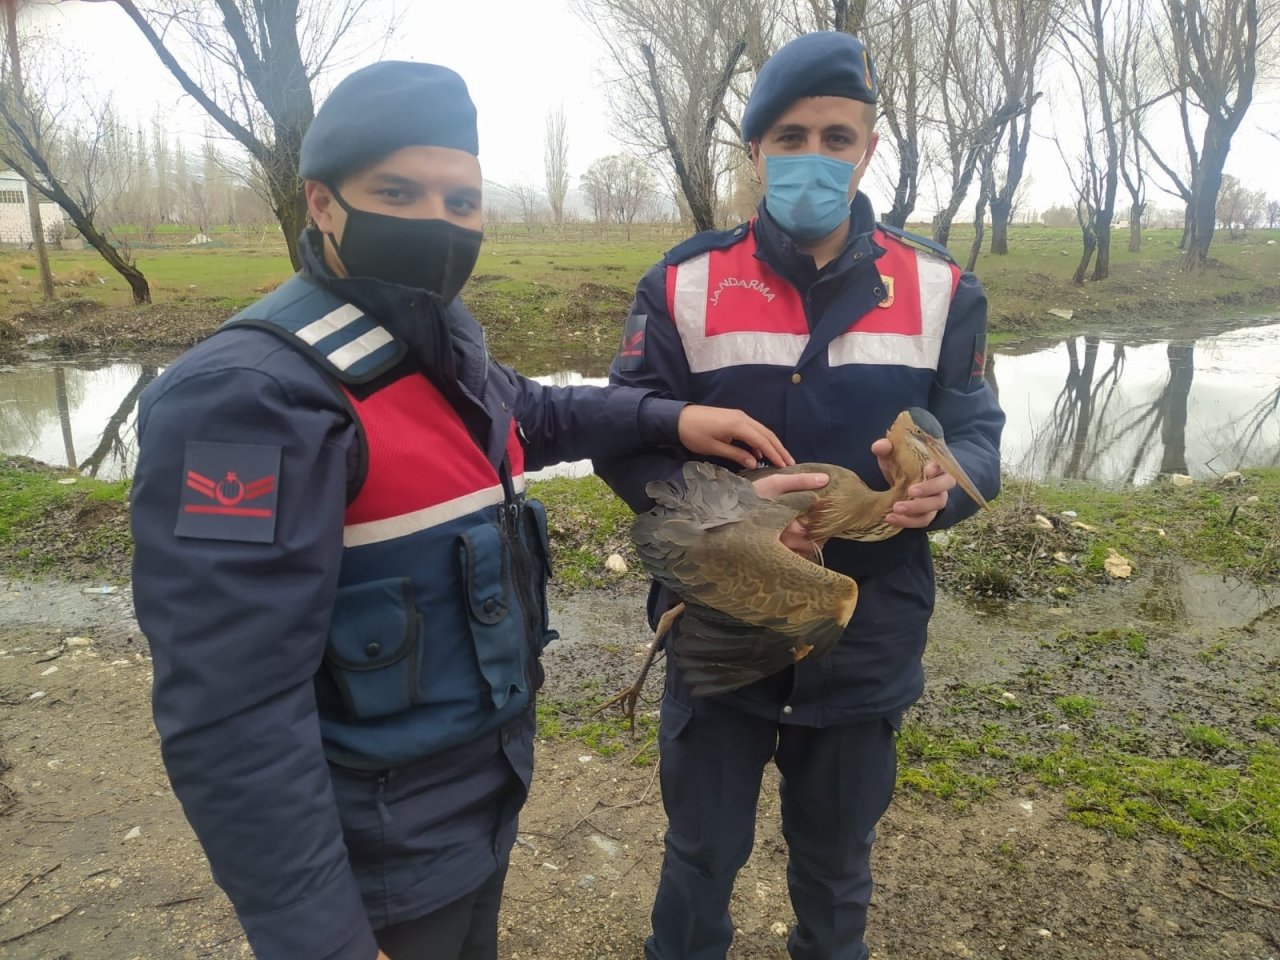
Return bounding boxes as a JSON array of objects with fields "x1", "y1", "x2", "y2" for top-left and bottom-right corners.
[
  {"x1": 222, "y1": 274, "x2": 407, "y2": 384},
  {"x1": 661, "y1": 221, "x2": 752, "y2": 266},
  {"x1": 876, "y1": 222, "x2": 957, "y2": 265}
]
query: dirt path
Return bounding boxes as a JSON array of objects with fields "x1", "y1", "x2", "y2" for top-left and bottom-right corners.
[{"x1": 0, "y1": 577, "x2": 1277, "y2": 960}]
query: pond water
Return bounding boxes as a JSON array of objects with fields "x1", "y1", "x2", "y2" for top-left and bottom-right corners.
[{"x1": 2, "y1": 320, "x2": 1277, "y2": 485}]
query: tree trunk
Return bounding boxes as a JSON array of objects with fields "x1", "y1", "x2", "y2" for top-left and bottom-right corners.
[
  {"x1": 989, "y1": 197, "x2": 1010, "y2": 255},
  {"x1": 1183, "y1": 128, "x2": 1231, "y2": 268},
  {"x1": 25, "y1": 187, "x2": 53, "y2": 299},
  {"x1": 1158, "y1": 342, "x2": 1194, "y2": 475},
  {"x1": 74, "y1": 211, "x2": 150, "y2": 303},
  {"x1": 1092, "y1": 213, "x2": 1112, "y2": 281},
  {"x1": 1127, "y1": 198, "x2": 1142, "y2": 252},
  {"x1": 1072, "y1": 228, "x2": 1096, "y2": 285},
  {"x1": 883, "y1": 139, "x2": 918, "y2": 229}
]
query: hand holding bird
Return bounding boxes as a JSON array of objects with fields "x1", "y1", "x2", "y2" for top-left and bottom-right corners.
[{"x1": 594, "y1": 408, "x2": 990, "y2": 728}]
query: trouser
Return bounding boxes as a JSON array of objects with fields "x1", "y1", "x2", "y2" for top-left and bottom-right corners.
[
  {"x1": 645, "y1": 694, "x2": 900, "y2": 960},
  {"x1": 375, "y1": 862, "x2": 509, "y2": 960}
]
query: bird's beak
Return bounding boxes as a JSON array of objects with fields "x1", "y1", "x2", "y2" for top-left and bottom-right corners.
[{"x1": 920, "y1": 434, "x2": 989, "y2": 509}]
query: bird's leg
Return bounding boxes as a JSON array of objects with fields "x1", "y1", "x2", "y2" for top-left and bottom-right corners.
[{"x1": 591, "y1": 603, "x2": 685, "y2": 734}]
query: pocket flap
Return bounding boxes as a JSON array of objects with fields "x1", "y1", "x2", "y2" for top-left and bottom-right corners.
[
  {"x1": 459, "y1": 523, "x2": 510, "y2": 625},
  {"x1": 326, "y1": 578, "x2": 417, "y2": 670}
]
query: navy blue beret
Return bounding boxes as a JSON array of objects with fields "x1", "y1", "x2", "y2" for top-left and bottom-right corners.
[
  {"x1": 299, "y1": 61, "x2": 478, "y2": 183},
  {"x1": 741, "y1": 32, "x2": 877, "y2": 142}
]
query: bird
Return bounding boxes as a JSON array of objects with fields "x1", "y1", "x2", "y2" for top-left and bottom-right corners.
[{"x1": 594, "y1": 407, "x2": 989, "y2": 728}]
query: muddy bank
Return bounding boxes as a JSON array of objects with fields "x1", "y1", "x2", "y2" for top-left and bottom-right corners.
[{"x1": 0, "y1": 567, "x2": 1276, "y2": 959}]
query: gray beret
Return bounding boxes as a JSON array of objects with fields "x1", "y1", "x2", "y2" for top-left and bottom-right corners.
[
  {"x1": 741, "y1": 32, "x2": 877, "y2": 143},
  {"x1": 299, "y1": 61, "x2": 478, "y2": 183}
]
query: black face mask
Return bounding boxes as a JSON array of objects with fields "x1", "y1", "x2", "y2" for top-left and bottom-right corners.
[{"x1": 329, "y1": 188, "x2": 483, "y2": 304}]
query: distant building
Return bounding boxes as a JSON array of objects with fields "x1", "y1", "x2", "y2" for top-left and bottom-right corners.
[{"x1": 0, "y1": 169, "x2": 66, "y2": 245}]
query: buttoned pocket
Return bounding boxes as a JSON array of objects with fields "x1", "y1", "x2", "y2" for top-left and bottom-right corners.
[{"x1": 325, "y1": 577, "x2": 421, "y2": 720}]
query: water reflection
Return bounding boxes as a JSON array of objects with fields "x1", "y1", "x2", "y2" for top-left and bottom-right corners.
[
  {"x1": 0, "y1": 320, "x2": 1276, "y2": 486},
  {"x1": 0, "y1": 362, "x2": 157, "y2": 481},
  {"x1": 998, "y1": 322, "x2": 1280, "y2": 483}
]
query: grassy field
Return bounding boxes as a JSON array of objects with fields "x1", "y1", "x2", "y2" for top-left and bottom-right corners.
[{"x1": 4, "y1": 224, "x2": 1278, "y2": 362}]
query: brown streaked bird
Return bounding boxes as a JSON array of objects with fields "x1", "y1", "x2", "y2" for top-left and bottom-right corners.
[{"x1": 595, "y1": 407, "x2": 989, "y2": 727}]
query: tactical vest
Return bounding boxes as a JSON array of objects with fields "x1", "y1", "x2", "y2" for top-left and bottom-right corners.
[
  {"x1": 665, "y1": 225, "x2": 959, "y2": 375},
  {"x1": 225, "y1": 276, "x2": 555, "y2": 768}
]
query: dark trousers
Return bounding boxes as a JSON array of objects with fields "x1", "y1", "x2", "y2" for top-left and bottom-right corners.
[
  {"x1": 645, "y1": 695, "x2": 899, "y2": 960},
  {"x1": 375, "y1": 861, "x2": 508, "y2": 960}
]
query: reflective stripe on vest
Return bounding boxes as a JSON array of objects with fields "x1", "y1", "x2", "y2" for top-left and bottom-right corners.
[{"x1": 666, "y1": 228, "x2": 958, "y2": 373}]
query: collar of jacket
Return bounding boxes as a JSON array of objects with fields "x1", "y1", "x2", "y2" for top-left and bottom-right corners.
[
  {"x1": 752, "y1": 193, "x2": 885, "y2": 292},
  {"x1": 298, "y1": 227, "x2": 460, "y2": 384}
]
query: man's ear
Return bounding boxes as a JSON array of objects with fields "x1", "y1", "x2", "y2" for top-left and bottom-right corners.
[
  {"x1": 306, "y1": 180, "x2": 337, "y2": 234},
  {"x1": 749, "y1": 140, "x2": 764, "y2": 185}
]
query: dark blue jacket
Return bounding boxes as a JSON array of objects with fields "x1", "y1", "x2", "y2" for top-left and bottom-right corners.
[
  {"x1": 595, "y1": 197, "x2": 1004, "y2": 724},
  {"x1": 130, "y1": 233, "x2": 686, "y2": 960}
]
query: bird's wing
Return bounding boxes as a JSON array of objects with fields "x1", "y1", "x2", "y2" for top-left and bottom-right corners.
[
  {"x1": 669, "y1": 596, "x2": 851, "y2": 697},
  {"x1": 632, "y1": 461, "x2": 859, "y2": 696}
]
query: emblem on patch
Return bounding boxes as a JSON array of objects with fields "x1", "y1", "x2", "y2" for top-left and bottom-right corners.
[
  {"x1": 876, "y1": 276, "x2": 895, "y2": 308},
  {"x1": 616, "y1": 313, "x2": 648, "y2": 372},
  {"x1": 969, "y1": 333, "x2": 988, "y2": 389},
  {"x1": 175, "y1": 441, "x2": 281, "y2": 543}
]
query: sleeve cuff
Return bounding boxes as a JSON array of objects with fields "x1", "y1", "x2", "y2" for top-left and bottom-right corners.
[
  {"x1": 637, "y1": 396, "x2": 688, "y2": 446},
  {"x1": 237, "y1": 863, "x2": 377, "y2": 960}
]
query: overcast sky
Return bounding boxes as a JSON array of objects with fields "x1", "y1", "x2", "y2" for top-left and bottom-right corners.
[{"x1": 30, "y1": 0, "x2": 1280, "y2": 220}]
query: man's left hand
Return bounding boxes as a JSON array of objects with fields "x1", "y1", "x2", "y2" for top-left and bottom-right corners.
[
  {"x1": 678, "y1": 405, "x2": 794, "y2": 470},
  {"x1": 871, "y1": 437, "x2": 955, "y2": 529}
]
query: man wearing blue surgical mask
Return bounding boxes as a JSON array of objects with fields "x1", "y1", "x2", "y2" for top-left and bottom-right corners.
[{"x1": 596, "y1": 31, "x2": 1004, "y2": 960}]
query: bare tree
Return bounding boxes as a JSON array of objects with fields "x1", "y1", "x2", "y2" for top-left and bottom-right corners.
[
  {"x1": 575, "y1": 0, "x2": 749, "y2": 231},
  {"x1": 2, "y1": 0, "x2": 51, "y2": 300},
  {"x1": 1057, "y1": 0, "x2": 1121, "y2": 282},
  {"x1": 874, "y1": 0, "x2": 929, "y2": 228},
  {"x1": 0, "y1": 17, "x2": 150, "y2": 302},
  {"x1": 1267, "y1": 198, "x2": 1280, "y2": 229},
  {"x1": 927, "y1": 0, "x2": 1032, "y2": 249},
  {"x1": 1216, "y1": 174, "x2": 1267, "y2": 238},
  {"x1": 1163, "y1": 0, "x2": 1265, "y2": 266},
  {"x1": 543, "y1": 104, "x2": 569, "y2": 228},
  {"x1": 983, "y1": 0, "x2": 1058, "y2": 255},
  {"x1": 89, "y1": 0, "x2": 397, "y2": 270},
  {"x1": 510, "y1": 183, "x2": 544, "y2": 233},
  {"x1": 581, "y1": 153, "x2": 657, "y2": 239}
]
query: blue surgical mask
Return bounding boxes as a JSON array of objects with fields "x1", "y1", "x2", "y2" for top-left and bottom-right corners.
[{"x1": 763, "y1": 153, "x2": 857, "y2": 242}]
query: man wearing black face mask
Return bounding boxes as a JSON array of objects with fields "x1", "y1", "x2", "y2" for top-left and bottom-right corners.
[{"x1": 129, "y1": 61, "x2": 795, "y2": 960}]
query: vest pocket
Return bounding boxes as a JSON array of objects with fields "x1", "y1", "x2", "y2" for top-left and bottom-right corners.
[
  {"x1": 324, "y1": 577, "x2": 422, "y2": 720},
  {"x1": 459, "y1": 521, "x2": 528, "y2": 711},
  {"x1": 523, "y1": 499, "x2": 560, "y2": 652}
]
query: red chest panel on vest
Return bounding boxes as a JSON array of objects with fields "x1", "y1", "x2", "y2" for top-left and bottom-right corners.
[{"x1": 342, "y1": 374, "x2": 523, "y2": 540}]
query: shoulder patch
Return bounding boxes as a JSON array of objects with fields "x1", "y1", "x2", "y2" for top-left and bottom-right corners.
[
  {"x1": 876, "y1": 223, "x2": 957, "y2": 266},
  {"x1": 662, "y1": 221, "x2": 751, "y2": 266},
  {"x1": 616, "y1": 313, "x2": 648, "y2": 372},
  {"x1": 176, "y1": 441, "x2": 281, "y2": 543}
]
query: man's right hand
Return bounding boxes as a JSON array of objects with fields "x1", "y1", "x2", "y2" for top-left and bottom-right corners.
[
  {"x1": 376, "y1": 951, "x2": 392, "y2": 960},
  {"x1": 752, "y1": 472, "x2": 829, "y2": 557}
]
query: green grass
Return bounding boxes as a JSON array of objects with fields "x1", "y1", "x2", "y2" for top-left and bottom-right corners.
[
  {"x1": 1056, "y1": 695, "x2": 1103, "y2": 719},
  {"x1": 934, "y1": 467, "x2": 1280, "y2": 598},
  {"x1": 15, "y1": 225, "x2": 1280, "y2": 348},
  {"x1": 536, "y1": 698, "x2": 657, "y2": 764},
  {"x1": 0, "y1": 461, "x2": 127, "y2": 538},
  {"x1": 0, "y1": 459, "x2": 131, "y2": 578},
  {"x1": 896, "y1": 722, "x2": 1005, "y2": 809},
  {"x1": 1021, "y1": 739, "x2": 1280, "y2": 873},
  {"x1": 528, "y1": 475, "x2": 642, "y2": 589}
]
